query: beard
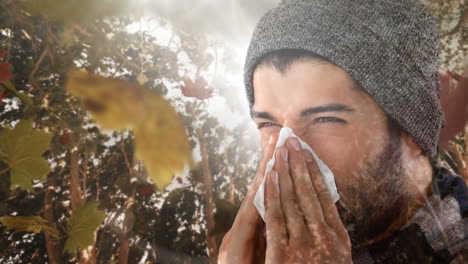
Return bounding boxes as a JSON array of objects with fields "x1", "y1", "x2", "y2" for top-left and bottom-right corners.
[{"x1": 334, "y1": 126, "x2": 410, "y2": 247}]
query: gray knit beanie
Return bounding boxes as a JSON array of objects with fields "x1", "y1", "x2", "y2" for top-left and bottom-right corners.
[{"x1": 244, "y1": 0, "x2": 444, "y2": 160}]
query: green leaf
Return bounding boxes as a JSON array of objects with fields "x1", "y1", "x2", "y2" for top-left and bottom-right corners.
[
  {"x1": 0, "y1": 216, "x2": 59, "y2": 238},
  {"x1": 1, "y1": 81, "x2": 32, "y2": 105},
  {"x1": 64, "y1": 201, "x2": 106, "y2": 255},
  {"x1": 0, "y1": 119, "x2": 52, "y2": 190}
]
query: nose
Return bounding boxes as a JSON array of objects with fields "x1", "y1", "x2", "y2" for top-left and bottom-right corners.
[{"x1": 282, "y1": 120, "x2": 307, "y2": 139}]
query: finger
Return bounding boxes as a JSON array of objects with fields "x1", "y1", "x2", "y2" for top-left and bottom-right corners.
[
  {"x1": 240, "y1": 135, "x2": 278, "y2": 219},
  {"x1": 285, "y1": 138, "x2": 325, "y2": 227},
  {"x1": 304, "y1": 149, "x2": 347, "y2": 237},
  {"x1": 230, "y1": 134, "x2": 278, "y2": 241},
  {"x1": 274, "y1": 146, "x2": 308, "y2": 242},
  {"x1": 257, "y1": 134, "x2": 279, "y2": 185},
  {"x1": 247, "y1": 134, "x2": 278, "y2": 195},
  {"x1": 265, "y1": 170, "x2": 288, "y2": 255},
  {"x1": 254, "y1": 221, "x2": 266, "y2": 263}
]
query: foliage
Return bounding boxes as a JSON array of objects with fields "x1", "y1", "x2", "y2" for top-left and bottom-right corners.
[
  {"x1": 0, "y1": 0, "x2": 258, "y2": 263},
  {"x1": 181, "y1": 76, "x2": 214, "y2": 100},
  {"x1": 1, "y1": 81, "x2": 32, "y2": 105},
  {"x1": 0, "y1": 119, "x2": 52, "y2": 190},
  {"x1": 66, "y1": 70, "x2": 193, "y2": 190},
  {"x1": 0, "y1": 50, "x2": 13, "y2": 82},
  {"x1": 0, "y1": 215, "x2": 59, "y2": 237},
  {"x1": 63, "y1": 201, "x2": 106, "y2": 255},
  {"x1": 424, "y1": 0, "x2": 467, "y2": 71}
]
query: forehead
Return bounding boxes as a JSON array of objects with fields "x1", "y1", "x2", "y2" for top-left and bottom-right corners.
[{"x1": 252, "y1": 60, "x2": 364, "y2": 112}]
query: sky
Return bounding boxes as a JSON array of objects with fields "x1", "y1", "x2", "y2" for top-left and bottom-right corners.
[
  {"x1": 125, "y1": 0, "x2": 284, "y2": 137},
  {"x1": 123, "y1": 1, "x2": 284, "y2": 188}
]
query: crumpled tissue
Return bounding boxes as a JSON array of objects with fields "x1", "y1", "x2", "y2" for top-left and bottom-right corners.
[{"x1": 253, "y1": 127, "x2": 340, "y2": 221}]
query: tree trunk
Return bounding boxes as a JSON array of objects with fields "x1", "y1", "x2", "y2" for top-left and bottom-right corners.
[
  {"x1": 44, "y1": 168, "x2": 65, "y2": 264},
  {"x1": 70, "y1": 150, "x2": 97, "y2": 264},
  {"x1": 224, "y1": 143, "x2": 235, "y2": 205},
  {"x1": 118, "y1": 136, "x2": 139, "y2": 264},
  {"x1": 69, "y1": 150, "x2": 83, "y2": 209},
  {"x1": 118, "y1": 183, "x2": 137, "y2": 264},
  {"x1": 118, "y1": 237, "x2": 131, "y2": 264},
  {"x1": 198, "y1": 128, "x2": 218, "y2": 264}
]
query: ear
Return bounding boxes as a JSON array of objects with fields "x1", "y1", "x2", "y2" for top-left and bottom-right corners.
[
  {"x1": 400, "y1": 131, "x2": 433, "y2": 200},
  {"x1": 401, "y1": 131, "x2": 423, "y2": 158}
]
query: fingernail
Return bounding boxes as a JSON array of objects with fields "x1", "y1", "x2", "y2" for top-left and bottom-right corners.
[
  {"x1": 280, "y1": 147, "x2": 288, "y2": 161},
  {"x1": 269, "y1": 135, "x2": 274, "y2": 145},
  {"x1": 304, "y1": 150, "x2": 313, "y2": 162},
  {"x1": 289, "y1": 137, "x2": 301, "y2": 151}
]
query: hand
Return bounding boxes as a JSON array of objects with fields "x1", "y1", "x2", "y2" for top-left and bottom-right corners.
[
  {"x1": 264, "y1": 137, "x2": 352, "y2": 264},
  {"x1": 218, "y1": 134, "x2": 278, "y2": 264}
]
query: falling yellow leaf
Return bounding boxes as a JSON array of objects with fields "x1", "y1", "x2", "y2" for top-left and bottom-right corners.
[{"x1": 66, "y1": 70, "x2": 192, "y2": 190}]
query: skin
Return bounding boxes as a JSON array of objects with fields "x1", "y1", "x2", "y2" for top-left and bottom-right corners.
[{"x1": 219, "y1": 60, "x2": 435, "y2": 263}]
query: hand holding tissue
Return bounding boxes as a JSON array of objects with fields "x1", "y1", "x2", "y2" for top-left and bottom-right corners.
[{"x1": 253, "y1": 127, "x2": 340, "y2": 222}]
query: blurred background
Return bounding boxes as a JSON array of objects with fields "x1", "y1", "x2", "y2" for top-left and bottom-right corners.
[{"x1": 0, "y1": 0, "x2": 466, "y2": 263}]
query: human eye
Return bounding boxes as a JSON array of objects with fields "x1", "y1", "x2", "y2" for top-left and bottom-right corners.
[
  {"x1": 313, "y1": 116, "x2": 346, "y2": 124},
  {"x1": 257, "y1": 122, "x2": 280, "y2": 129}
]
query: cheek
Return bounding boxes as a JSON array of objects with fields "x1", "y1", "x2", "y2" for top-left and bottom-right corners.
[
  {"x1": 304, "y1": 126, "x2": 385, "y2": 190},
  {"x1": 307, "y1": 136, "x2": 361, "y2": 188}
]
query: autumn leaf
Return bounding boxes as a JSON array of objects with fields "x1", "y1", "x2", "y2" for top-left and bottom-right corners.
[
  {"x1": 59, "y1": 129, "x2": 70, "y2": 145},
  {"x1": 64, "y1": 201, "x2": 106, "y2": 255},
  {"x1": 66, "y1": 70, "x2": 193, "y2": 190},
  {"x1": 0, "y1": 215, "x2": 59, "y2": 238},
  {"x1": 438, "y1": 70, "x2": 468, "y2": 150},
  {"x1": 0, "y1": 119, "x2": 52, "y2": 190},
  {"x1": 181, "y1": 76, "x2": 214, "y2": 100},
  {"x1": 0, "y1": 63, "x2": 12, "y2": 83},
  {"x1": 0, "y1": 50, "x2": 12, "y2": 83},
  {"x1": 0, "y1": 51, "x2": 30, "y2": 105},
  {"x1": 140, "y1": 185, "x2": 154, "y2": 196}
]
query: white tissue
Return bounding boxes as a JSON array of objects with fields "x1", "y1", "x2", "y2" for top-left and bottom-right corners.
[{"x1": 253, "y1": 127, "x2": 340, "y2": 222}]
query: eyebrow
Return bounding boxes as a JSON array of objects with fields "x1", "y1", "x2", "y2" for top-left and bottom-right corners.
[
  {"x1": 300, "y1": 103, "x2": 355, "y2": 117},
  {"x1": 250, "y1": 103, "x2": 355, "y2": 121}
]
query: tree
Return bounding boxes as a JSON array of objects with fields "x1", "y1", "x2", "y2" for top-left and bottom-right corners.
[{"x1": 0, "y1": 1, "x2": 260, "y2": 263}]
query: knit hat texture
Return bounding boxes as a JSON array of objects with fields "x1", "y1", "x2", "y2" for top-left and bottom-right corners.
[{"x1": 244, "y1": 0, "x2": 444, "y2": 160}]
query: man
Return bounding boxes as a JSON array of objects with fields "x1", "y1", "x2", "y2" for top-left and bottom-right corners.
[{"x1": 219, "y1": 0, "x2": 468, "y2": 263}]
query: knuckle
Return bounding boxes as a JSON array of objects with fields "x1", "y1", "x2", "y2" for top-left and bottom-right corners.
[
  {"x1": 317, "y1": 188, "x2": 330, "y2": 197},
  {"x1": 298, "y1": 181, "x2": 314, "y2": 194}
]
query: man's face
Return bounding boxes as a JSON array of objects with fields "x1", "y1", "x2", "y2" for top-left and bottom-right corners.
[{"x1": 252, "y1": 60, "x2": 409, "y2": 245}]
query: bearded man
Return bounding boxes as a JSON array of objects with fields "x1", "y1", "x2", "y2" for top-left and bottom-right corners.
[{"x1": 218, "y1": 0, "x2": 468, "y2": 263}]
